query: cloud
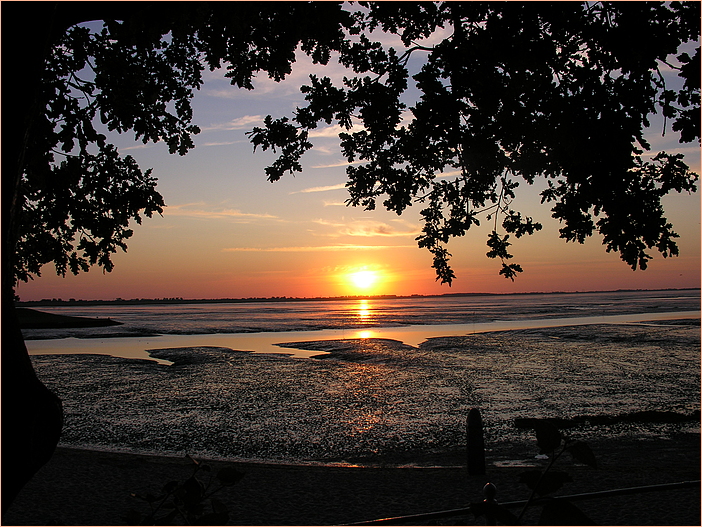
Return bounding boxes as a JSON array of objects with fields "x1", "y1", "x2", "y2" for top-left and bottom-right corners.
[
  {"x1": 308, "y1": 123, "x2": 364, "y2": 138},
  {"x1": 312, "y1": 218, "x2": 346, "y2": 227},
  {"x1": 436, "y1": 169, "x2": 462, "y2": 179},
  {"x1": 222, "y1": 244, "x2": 415, "y2": 252},
  {"x1": 199, "y1": 115, "x2": 264, "y2": 132},
  {"x1": 323, "y1": 200, "x2": 347, "y2": 207},
  {"x1": 119, "y1": 143, "x2": 154, "y2": 151},
  {"x1": 340, "y1": 220, "x2": 421, "y2": 238},
  {"x1": 290, "y1": 183, "x2": 346, "y2": 194},
  {"x1": 311, "y1": 144, "x2": 338, "y2": 155},
  {"x1": 164, "y1": 203, "x2": 277, "y2": 221},
  {"x1": 199, "y1": 140, "x2": 245, "y2": 147},
  {"x1": 205, "y1": 48, "x2": 356, "y2": 99},
  {"x1": 311, "y1": 160, "x2": 364, "y2": 169}
]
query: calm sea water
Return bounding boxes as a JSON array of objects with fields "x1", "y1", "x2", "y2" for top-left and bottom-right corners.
[
  {"x1": 24, "y1": 289, "x2": 700, "y2": 464},
  {"x1": 24, "y1": 289, "x2": 700, "y2": 360},
  {"x1": 23, "y1": 289, "x2": 701, "y2": 337}
]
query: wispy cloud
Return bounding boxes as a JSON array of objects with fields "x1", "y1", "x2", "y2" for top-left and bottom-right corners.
[
  {"x1": 308, "y1": 123, "x2": 364, "y2": 138},
  {"x1": 323, "y1": 200, "x2": 347, "y2": 207},
  {"x1": 311, "y1": 144, "x2": 338, "y2": 155},
  {"x1": 204, "y1": 49, "x2": 356, "y2": 98},
  {"x1": 312, "y1": 218, "x2": 346, "y2": 227},
  {"x1": 340, "y1": 220, "x2": 421, "y2": 237},
  {"x1": 119, "y1": 143, "x2": 154, "y2": 151},
  {"x1": 199, "y1": 115, "x2": 264, "y2": 132},
  {"x1": 290, "y1": 183, "x2": 346, "y2": 194},
  {"x1": 164, "y1": 203, "x2": 277, "y2": 221},
  {"x1": 222, "y1": 244, "x2": 414, "y2": 252},
  {"x1": 436, "y1": 169, "x2": 462, "y2": 179},
  {"x1": 199, "y1": 140, "x2": 245, "y2": 147},
  {"x1": 311, "y1": 160, "x2": 364, "y2": 169}
]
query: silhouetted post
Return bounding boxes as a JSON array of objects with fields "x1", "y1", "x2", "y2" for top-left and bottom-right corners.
[{"x1": 467, "y1": 408, "x2": 486, "y2": 475}]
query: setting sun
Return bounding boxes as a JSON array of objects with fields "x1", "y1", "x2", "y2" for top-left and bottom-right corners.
[{"x1": 350, "y1": 270, "x2": 378, "y2": 290}]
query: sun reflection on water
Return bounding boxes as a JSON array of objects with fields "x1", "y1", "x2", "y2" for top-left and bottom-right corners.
[{"x1": 357, "y1": 299, "x2": 371, "y2": 320}]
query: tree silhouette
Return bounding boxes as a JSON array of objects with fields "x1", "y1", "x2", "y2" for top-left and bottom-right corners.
[
  {"x1": 1, "y1": 0, "x2": 699, "y2": 511},
  {"x1": 249, "y1": 1, "x2": 700, "y2": 283}
]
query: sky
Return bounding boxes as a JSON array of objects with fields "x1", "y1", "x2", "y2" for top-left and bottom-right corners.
[{"x1": 16, "y1": 18, "x2": 701, "y2": 302}]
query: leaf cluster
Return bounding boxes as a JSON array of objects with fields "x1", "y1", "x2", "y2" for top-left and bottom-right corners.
[
  {"x1": 249, "y1": 1, "x2": 700, "y2": 284},
  {"x1": 123, "y1": 455, "x2": 245, "y2": 525},
  {"x1": 470, "y1": 418, "x2": 598, "y2": 525},
  {"x1": 521, "y1": 419, "x2": 597, "y2": 524}
]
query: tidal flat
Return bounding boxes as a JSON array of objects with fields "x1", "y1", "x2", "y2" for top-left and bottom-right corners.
[{"x1": 30, "y1": 319, "x2": 700, "y2": 466}]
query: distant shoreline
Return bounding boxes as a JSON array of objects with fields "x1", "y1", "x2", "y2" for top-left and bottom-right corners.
[
  {"x1": 15, "y1": 287, "x2": 700, "y2": 308},
  {"x1": 16, "y1": 307, "x2": 122, "y2": 329}
]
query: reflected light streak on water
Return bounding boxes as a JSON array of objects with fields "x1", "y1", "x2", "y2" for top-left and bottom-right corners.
[{"x1": 356, "y1": 299, "x2": 371, "y2": 321}]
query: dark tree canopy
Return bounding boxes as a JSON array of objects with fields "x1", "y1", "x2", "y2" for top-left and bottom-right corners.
[
  {"x1": 249, "y1": 1, "x2": 700, "y2": 283},
  {"x1": 10, "y1": 1, "x2": 354, "y2": 286}
]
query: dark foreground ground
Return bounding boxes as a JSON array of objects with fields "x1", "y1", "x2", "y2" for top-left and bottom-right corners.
[{"x1": 3, "y1": 432, "x2": 699, "y2": 526}]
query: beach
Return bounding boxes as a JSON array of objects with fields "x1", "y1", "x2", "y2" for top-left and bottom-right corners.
[{"x1": 5, "y1": 317, "x2": 701, "y2": 525}]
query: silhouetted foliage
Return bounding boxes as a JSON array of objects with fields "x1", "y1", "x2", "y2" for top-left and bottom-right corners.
[
  {"x1": 124, "y1": 455, "x2": 245, "y2": 525},
  {"x1": 249, "y1": 1, "x2": 701, "y2": 283},
  {"x1": 471, "y1": 418, "x2": 598, "y2": 525},
  {"x1": 518, "y1": 419, "x2": 597, "y2": 524},
  {"x1": 10, "y1": 1, "x2": 354, "y2": 285}
]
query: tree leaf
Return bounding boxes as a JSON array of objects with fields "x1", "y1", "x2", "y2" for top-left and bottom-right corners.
[
  {"x1": 179, "y1": 476, "x2": 205, "y2": 507},
  {"x1": 533, "y1": 420, "x2": 562, "y2": 453},
  {"x1": 210, "y1": 497, "x2": 229, "y2": 515},
  {"x1": 162, "y1": 480, "x2": 179, "y2": 494},
  {"x1": 566, "y1": 441, "x2": 597, "y2": 468}
]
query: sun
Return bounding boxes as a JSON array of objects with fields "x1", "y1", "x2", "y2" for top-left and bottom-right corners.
[{"x1": 349, "y1": 270, "x2": 378, "y2": 291}]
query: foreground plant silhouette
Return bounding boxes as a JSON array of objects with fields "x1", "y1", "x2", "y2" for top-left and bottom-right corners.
[
  {"x1": 472, "y1": 419, "x2": 597, "y2": 525},
  {"x1": 123, "y1": 455, "x2": 245, "y2": 526}
]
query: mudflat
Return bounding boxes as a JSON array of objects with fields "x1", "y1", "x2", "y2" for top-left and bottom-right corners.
[{"x1": 7, "y1": 320, "x2": 700, "y2": 525}]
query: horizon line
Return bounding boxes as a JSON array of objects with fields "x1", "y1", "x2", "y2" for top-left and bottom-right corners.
[{"x1": 16, "y1": 287, "x2": 701, "y2": 305}]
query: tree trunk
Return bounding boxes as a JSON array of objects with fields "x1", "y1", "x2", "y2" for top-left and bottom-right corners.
[
  {"x1": 1, "y1": 2, "x2": 65, "y2": 513},
  {"x1": 1, "y1": 2, "x2": 180, "y2": 511}
]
